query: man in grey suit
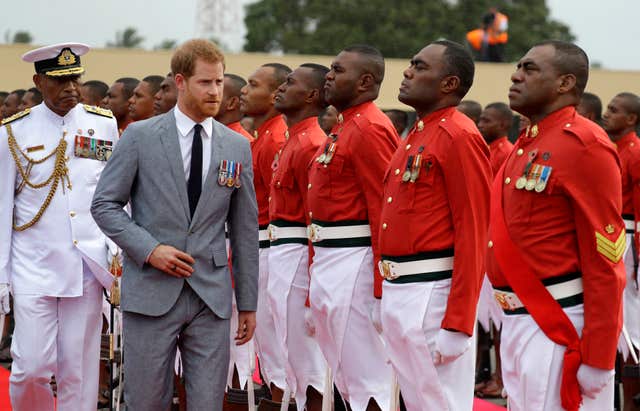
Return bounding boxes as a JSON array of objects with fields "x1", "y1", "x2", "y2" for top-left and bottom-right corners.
[{"x1": 91, "y1": 39, "x2": 258, "y2": 411}]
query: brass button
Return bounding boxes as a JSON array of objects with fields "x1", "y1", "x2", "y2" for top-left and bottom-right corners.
[
  {"x1": 387, "y1": 196, "x2": 393, "y2": 203},
  {"x1": 504, "y1": 177, "x2": 511, "y2": 184},
  {"x1": 516, "y1": 148, "x2": 524, "y2": 156},
  {"x1": 307, "y1": 183, "x2": 312, "y2": 189},
  {"x1": 382, "y1": 223, "x2": 387, "y2": 230},
  {"x1": 565, "y1": 123, "x2": 571, "y2": 128},
  {"x1": 73, "y1": 240, "x2": 78, "y2": 245},
  {"x1": 309, "y1": 211, "x2": 312, "y2": 217},
  {"x1": 394, "y1": 169, "x2": 400, "y2": 175},
  {"x1": 268, "y1": 196, "x2": 272, "y2": 202},
  {"x1": 69, "y1": 211, "x2": 76, "y2": 217},
  {"x1": 405, "y1": 144, "x2": 411, "y2": 150},
  {"x1": 277, "y1": 181, "x2": 281, "y2": 187},
  {"x1": 488, "y1": 240, "x2": 493, "y2": 248}
]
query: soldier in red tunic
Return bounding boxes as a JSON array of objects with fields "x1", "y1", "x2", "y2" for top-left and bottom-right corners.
[
  {"x1": 486, "y1": 40, "x2": 625, "y2": 411},
  {"x1": 378, "y1": 40, "x2": 491, "y2": 411}
]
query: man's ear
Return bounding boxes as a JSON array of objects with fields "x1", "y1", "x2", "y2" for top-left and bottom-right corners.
[
  {"x1": 174, "y1": 73, "x2": 186, "y2": 92},
  {"x1": 557, "y1": 73, "x2": 577, "y2": 95},
  {"x1": 33, "y1": 73, "x2": 43, "y2": 91},
  {"x1": 227, "y1": 95, "x2": 240, "y2": 111},
  {"x1": 440, "y1": 75, "x2": 460, "y2": 95},
  {"x1": 358, "y1": 73, "x2": 375, "y2": 93}
]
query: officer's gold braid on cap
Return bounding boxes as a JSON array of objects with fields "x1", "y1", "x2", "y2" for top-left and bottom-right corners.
[{"x1": 6, "y1": 124, "x2": 71, "y2": 231}]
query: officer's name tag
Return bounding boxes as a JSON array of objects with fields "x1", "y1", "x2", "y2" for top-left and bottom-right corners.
[{"x1": 74, "y1": 135, "x2": 113, "y2": 161}]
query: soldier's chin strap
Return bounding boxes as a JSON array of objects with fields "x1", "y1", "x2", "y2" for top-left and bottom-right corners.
[{"x1": 490, "y1": 164, "x2": 582, "y2": 411}]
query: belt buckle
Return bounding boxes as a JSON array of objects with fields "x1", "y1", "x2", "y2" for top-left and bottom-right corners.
[
  {"x1": 307, "y1": 224, "x2": 320, "y2": 242},
  {"x1": 494, "y1": 291, "x2": 515, "y2": 311},
  {"x1": 267, "y1": 224, "x2": 276, "y2": 241},
  {"x1": 379, "y1": 260, "x2": 397, "y2": 280}
]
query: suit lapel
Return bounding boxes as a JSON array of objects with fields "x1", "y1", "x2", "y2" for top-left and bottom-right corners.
[
  {"x1": 190, "y1": 121, "x2": 225, "y2": 227},
  {"x1": 158, "y1": 113, "x2": 191, "y2": 222}
]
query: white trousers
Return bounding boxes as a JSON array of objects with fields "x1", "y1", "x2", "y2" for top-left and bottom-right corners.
[
  {"x1": 309, "y1": 246, "x2": 392, "y2": 411},
  {"x1": 10, "y1": 263, "x2": 103, "y2": 411},
  {"x1": 381, "y1": 279, "x2": 476, "y2": 411},
  {"x1": 227, "y1": 293, "x2": 253, "y2": 389},
  {"x1": 268, "y1": 243, "x2": 326, "y2": 410},
  {"x1": 254, "y1": 248, "x2": 287, "y2": 389},
  {"x1": 501, "y1": 304, "x2": 614, "y2": 411}
]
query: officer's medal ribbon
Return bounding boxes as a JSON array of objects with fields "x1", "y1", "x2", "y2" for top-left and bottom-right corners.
[
  {"x1": 218, "y1": 159, "x2": 228, "y2": 186},
  {"x1": 410, "y1": 154, "x2": 422, "y2": 183},
  {"x1": 402, "y1": 155, "x2": 414, "y2": 183},
  {"x1": 317, "y1": 142, "x2": 330, "y2": 163},
  {"x1": 534, "y1": 165, "x2": 552, "y2": 192},
  {"x1": 74, "y1": 135, "x2": 112, "y2": 161},
  {"x1": 226, "y1": 160, "x2": 236, "y2": 187},
  {"x1": 233, "y1": 162, "x2": 242, "y2": 188},
  {"x1": 410, "y1": 146, "x2": 425, "y2": 183},
  {"x1": 525, "y1": 164, "x2": 541, "y2": 191},
  {"x1": 323, "y1": 142, "x2": 336, "y2": 164}
]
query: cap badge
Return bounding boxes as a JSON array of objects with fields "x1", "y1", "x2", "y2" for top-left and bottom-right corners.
[{"x1": 58, "y1": 49, "x2": 76, "y2": 66}]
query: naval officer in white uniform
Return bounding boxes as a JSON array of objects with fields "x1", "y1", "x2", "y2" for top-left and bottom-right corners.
[{"x1": 0, "y1": 42, "x2": 119, "y2": 411}]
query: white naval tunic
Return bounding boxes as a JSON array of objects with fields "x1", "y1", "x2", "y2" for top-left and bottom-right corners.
[
  {"x1": 0, "y1": 103, "x2": 118, "y2": 296},
  {"x1": 0, "y1": 102, "x2": 118, "y2": 411}
]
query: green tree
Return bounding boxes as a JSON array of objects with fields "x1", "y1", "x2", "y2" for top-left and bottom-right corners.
[
  {"x1": 244, "y1": 0, "x2": 574, "y2": 62},
  {"x1": 12, "y1": 31, "x2": 33, "y2": 44},
  {"x1": 107, "y1": 27, "x2": 144, "y2": 48},
  {"x1": 154, "y1": 39, "x2": 177, "y2": 50}
]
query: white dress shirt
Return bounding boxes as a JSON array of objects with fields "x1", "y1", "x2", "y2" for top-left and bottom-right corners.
[{"x1": 174, "y1": 106, "x2": 213, "y2": 187}]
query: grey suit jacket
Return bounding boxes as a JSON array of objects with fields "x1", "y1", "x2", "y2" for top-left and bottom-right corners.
[{"x1": 91, "y1": 111, "x2": 258, "y2": 318}]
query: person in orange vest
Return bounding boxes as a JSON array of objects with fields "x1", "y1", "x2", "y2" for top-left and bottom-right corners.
[
  {"x1": 486, "y1": 40, "x2": 625, "y2": 411},
  {"x1": 485, "y1": 7, "x2": 508, "y2": 62}
]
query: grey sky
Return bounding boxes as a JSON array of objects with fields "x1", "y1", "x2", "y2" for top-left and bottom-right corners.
[{"x1": 3, "y1": 0, "x2": 639, "y2": 71}]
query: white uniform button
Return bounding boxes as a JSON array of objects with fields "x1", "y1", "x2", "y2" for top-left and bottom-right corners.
[
  {"x1": 504, "y1": 177, "x2": 511, "y2": 185},
  {"x1": 387, "y1": 196, "x2": 393, "y2": 203},
  {"x1": 276, "y1": 181, "x2": 281, "y2": 188},
  {"x1": 382, "y1": 223, "x2": 387, "y2": 230},
  {"x1": 394, "y1": 169, "x2": 400, "y2": 175},
  {"x1": 516, "y1": 148, "x2": 524, "y2": 156},
  {"x1": 309, "y1": 212, "x2": 312, "y2": 217},
  {"x1": 405, "y1": 144, "x2": 411, "y2": 150},
  {"x1": 488, "y1": 240, "x2": 493, "y2": 248},
  {"x1": 307, "y1": 183, "x2": 312, "y2": 189}
]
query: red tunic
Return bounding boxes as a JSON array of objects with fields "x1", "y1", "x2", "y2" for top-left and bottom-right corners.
[
  {"x1": 226, "y1": 120, "x2": 254, "y2": 143},
  {"x1": 269, "y1": 116, "x2": 325, "y2": 224},
  {"x1": 616, "y1": 131, "x2": 640, "y2": 252},
  {"x1": 251, "y1": 115, "x2": 287, "y2": 226},
  {"x1": 486, "y1": 106, "x2": 626, "y2": 369},
  {"x1": 488, "y1": 136, "x2": 513, "y2": 176},
  {"x1": 379, "y1": 107, "x2": 491, "y2": 335},
  {"x1": 307, "y1": 101, "x2": 399, "y2": 297}
]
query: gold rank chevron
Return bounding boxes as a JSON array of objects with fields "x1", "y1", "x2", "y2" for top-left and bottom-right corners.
[{"x1": 595, "y1": 230, "x2": 626, "y2": 263}]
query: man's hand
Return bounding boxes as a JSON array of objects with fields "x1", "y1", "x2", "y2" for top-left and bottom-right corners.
[
  {"x1": 0, "y1": 284, "x2": 10, "y2": 315},
  {"x1": 235, "y1": 311, "x2": 256, "y2": 345},
  {"x1": 304, "y1": 307, "x2": 316, "y2": 337},
  {"x1": 577, "y1": 364, "x2": 614, "y2": 399},
  {"x1": 370, "y1": 299, "x2": 383, "y2": 334},
  {"x1": 432, "y1": 329, "x2": 471, "y2": 365},
  {"x1": 148, "y1": 245, "x2": 195, "y2": 278}
]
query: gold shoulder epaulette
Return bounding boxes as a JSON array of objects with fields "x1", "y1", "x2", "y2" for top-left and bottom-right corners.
[
  {"x1": 83, "y1": 104, "x2": 114, "y2": 118},
  {"x1": 1, "y1": 108, "x2": 31, "y2": 125}
]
